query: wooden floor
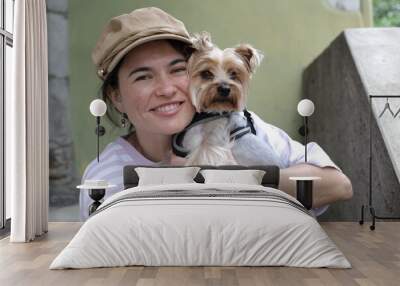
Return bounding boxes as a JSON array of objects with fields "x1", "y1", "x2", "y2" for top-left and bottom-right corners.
[{"x1": 0, "y1": 222, "x2": 399, "y2": 286}]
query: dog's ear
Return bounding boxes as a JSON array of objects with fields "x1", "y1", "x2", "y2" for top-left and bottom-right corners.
[
  {"x1": 234, "y1": 44, "x2": 264, "y2": 74},
  {"x1": 191, "y1": 31, "x2": 214, "y2": 52}
]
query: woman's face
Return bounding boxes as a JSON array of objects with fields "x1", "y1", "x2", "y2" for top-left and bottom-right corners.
[{"x1": 113, "y1": 40, "x2": 195, "y2": 136}]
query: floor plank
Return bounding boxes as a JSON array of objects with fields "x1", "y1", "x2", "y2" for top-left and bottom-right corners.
[{"x1": 0, "y1": 222, "x2": 399, "y2": 286}]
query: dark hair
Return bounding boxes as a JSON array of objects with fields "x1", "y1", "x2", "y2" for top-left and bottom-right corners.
[{"x1": 99, "y1": 39, "x2": 194, "y2": 130}]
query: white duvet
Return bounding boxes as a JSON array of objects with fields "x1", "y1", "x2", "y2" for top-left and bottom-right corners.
[{"x1": 50, "y1": 183, "x2": 350, "y2": 269}]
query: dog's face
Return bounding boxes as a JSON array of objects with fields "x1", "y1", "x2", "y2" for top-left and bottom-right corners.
[{"x1": 187, "y1": 33, "x2": 263, "y2": 113}]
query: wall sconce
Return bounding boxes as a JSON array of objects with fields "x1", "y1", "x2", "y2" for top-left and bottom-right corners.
[
  {"x1": 290, "y1": 99, "x2": 320, "y2": 210},
  {"x1": 297, "y1": 99, "x2": 315, "y2": 162},
  {"x1": 89, "y1": 99, "x2": 107, "y2": 162}
]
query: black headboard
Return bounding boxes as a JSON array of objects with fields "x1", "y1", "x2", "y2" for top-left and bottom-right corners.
[{"x1": 123, "y1": 165, "x2": 280, "y2": 189}]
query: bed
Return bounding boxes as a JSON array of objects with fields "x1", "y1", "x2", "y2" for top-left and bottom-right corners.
[{"x1": 50, "y1": 165, "x2": 350, "y2": 269}]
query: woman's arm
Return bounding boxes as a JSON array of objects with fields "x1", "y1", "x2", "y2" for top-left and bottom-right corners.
[
  {"x1": 279, "y1": 163, "x2": 353, "y2": 208},
  {"x1": 249, "y1": 111, "x2": 353, "y2": 208}
]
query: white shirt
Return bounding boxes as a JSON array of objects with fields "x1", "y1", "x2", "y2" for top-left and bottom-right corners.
[
  {"x1": 79, "y1": 111, "x2": 340, "y2": 221},
  {"x1": 250, "y1": 112, "x2": 340, "y2": 170}
]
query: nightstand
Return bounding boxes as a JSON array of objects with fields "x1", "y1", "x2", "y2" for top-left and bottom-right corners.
[{"x1": 77, "y1": 180, "x2": 116, "y2": 215}]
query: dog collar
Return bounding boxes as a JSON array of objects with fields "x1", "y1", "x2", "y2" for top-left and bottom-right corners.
[{"x1": 172, "y1": 110, "x2": 256, "y2": 158}]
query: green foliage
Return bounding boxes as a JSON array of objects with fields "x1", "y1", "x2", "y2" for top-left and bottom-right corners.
[{"x1": 374, "y1": 0, "x2": 400, "y2": 27}]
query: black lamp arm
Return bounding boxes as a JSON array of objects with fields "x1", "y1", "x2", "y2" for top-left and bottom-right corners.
[
  {"x1": 304, "y1": 116, "x2": 308, "y2": 163},
  {"x1": 94, "y1": 116, "x2": 106, "y2": 162}
]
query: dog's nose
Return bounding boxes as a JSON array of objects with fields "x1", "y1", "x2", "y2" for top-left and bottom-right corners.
[{"x1": 217, "y1": 84, "x2": 230, "y2": 97}]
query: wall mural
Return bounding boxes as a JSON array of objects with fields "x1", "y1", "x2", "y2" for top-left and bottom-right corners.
[{"x1": 48, "y1": 0, "x2": 378, "y2": 222}]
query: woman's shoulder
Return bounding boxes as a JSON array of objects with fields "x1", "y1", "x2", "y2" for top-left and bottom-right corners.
[
  {"x1": 82, "y1": 137, "x2": 130, "y2": 179},
  {"x1": 82, "y1": 136, "x2": 156, "y2": 181},
  {"x1": 98, "y1": 137, "x2": 129, "y2": 162},
  {"x1": 248, "y1": 110, "x2": 282, "y2": 133}
]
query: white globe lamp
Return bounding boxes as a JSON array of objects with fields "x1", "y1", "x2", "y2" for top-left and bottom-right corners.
[
  {"x1": 90, "y1": 99, "x2": 107, "y2": 117},
  {"x1": 297, "y1": 99, "x2": 315, "y2": 117}
]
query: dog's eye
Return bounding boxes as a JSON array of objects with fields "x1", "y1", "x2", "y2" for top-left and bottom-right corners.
[
  {"x1": 229, "y1": 71, "x2": 237, "y2": 80},
  {"x1": 200, "y1": 70, "x2": 214, "y2": 80}
]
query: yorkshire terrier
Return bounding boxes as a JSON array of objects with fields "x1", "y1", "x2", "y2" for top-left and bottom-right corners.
[{"x1": 172, "y1": 32, "x2": 284, "y2": 167}]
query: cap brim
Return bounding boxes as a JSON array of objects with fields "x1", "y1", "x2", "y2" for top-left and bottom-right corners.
[{"x1": 105, "y1": 33, "x2": 192, "y2": 79}]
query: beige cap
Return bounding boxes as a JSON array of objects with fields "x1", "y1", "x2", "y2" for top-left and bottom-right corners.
[{"x1": 92, "y1": 7, "x2": 192, "y2": 80}]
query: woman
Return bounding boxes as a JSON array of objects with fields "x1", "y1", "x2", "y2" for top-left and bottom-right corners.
[{"x1": 80, "y1": 7, "x2": 353, "y2": 221}]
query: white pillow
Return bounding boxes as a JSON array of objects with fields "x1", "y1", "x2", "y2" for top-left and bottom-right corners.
[
  {"x1": 135, "y1": 167, "x2": 200, "y2": 186},
  {"x1": 200, "y1": 169, "x2": 266, "y2": 185}
]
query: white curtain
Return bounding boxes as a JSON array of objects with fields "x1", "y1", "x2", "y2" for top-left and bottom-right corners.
[{"x1": 7, "y1": 0, "x2": 49, "y2": 242}]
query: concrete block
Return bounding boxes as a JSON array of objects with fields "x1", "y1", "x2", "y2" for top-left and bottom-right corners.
[{"x1": 303, "y1": 28, "x2": 400, "y2": 221}]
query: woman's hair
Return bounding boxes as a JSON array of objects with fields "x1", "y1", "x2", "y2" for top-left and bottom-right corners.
[{"x1": 99, "y1": 40, "x2": 194, "y2": 130}]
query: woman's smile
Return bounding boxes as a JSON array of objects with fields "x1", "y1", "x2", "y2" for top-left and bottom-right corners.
[{"x1": 150, "y1": 100, "x2": 185, "y2": 116}]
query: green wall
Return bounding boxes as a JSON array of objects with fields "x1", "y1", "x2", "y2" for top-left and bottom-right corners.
[{"x1": 70, "y1": 0, "x2": 372, "y2": 175}]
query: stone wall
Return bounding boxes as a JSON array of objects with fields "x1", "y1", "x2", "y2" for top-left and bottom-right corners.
[{"x1": 47, "y1": 0, "x2": 79, "y2": 206}]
